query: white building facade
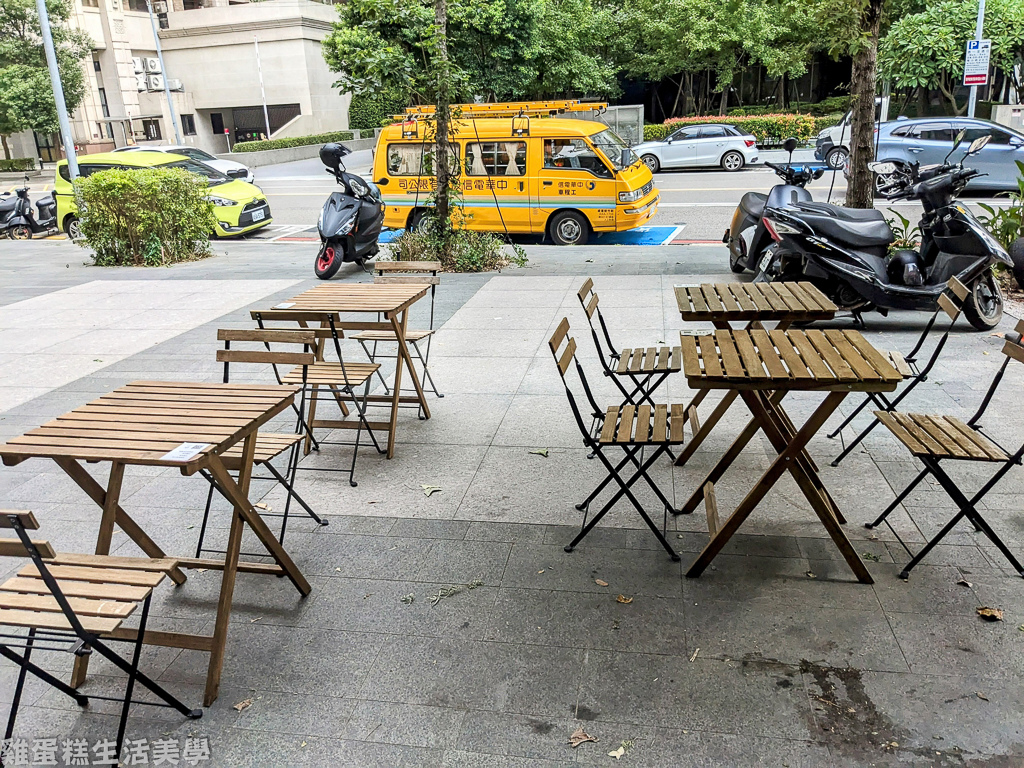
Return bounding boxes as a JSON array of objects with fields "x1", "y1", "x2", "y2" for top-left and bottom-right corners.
[{"x1": 31, "y1": 0, "x2": 348, "y2": 159}]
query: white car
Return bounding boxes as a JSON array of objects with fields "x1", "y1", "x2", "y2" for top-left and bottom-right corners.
[
  {"x1": 633, "y1": 124, "x2": 759, "y2": 173},
  {"x1": 112, "y1": 144, "x2": 255, "y2": 183}
]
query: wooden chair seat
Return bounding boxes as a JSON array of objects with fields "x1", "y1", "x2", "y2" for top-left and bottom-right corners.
[
  {"x1": 282, "y1": 361, "x2": 380, "y2": 387},
  {"x1": 221, "y1": 432, "x2": 302, "y2": 466},
  {"x1": 615, "y1": 347, "x2": 682, "y2": 375},
  {"x1": 875, "y1": 411, "x2": 1008, "y2": 461},
  {"x1": 598, "y1": 404, "x2": 687, "y2": 445},
  {"x1": 887, "y1": 350, "x2": 915, "y2": 377},
  {"x1": 349, "y1": 329, "x2": 434, "y2": 343}
]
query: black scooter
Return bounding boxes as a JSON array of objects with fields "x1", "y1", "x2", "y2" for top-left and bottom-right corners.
[
  {"x1": 756, "y1": 133, "x2": 1011, "y2": 330},
  {"x1": 726, "y1": 137, "x2": 826, "y2": 274},
  {"x1": 2, "y1": 178, "x2": 57, "y2": 240},
  {"x1": 314, "y1": 143, "x2": 385, "y2": 280}
]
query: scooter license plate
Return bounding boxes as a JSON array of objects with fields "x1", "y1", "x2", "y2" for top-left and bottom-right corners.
[
  {"x1": 251, "y1": 209, "x2": 265, "y2": 222},
  {"x1": 759, "y1": 252, "x2": 774, "y2": 271}
]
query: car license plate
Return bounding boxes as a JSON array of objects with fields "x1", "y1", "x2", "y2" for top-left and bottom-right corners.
[
  {"x1": 251, "y1": 209, "x2": 265, "y2": 222},
  {"x1": 759, "y1": 252, "x2": 773, "y2": 271}
]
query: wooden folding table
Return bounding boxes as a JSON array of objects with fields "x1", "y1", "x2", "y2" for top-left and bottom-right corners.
[
  {"x1": 677, "y1": 329, "x2": 902, "y2": 583},
  {"x1": 673, "y1": 282, "x2": 837, "y2": 468},
  {"x1": 0, "y1": 381, "x2": 312, "y2": 706},
  {"x1": 267, "y1": 283, "x2": 432, "y2": 458}
]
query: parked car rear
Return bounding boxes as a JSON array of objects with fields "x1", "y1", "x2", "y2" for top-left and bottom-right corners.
[{"x1": 633, "y1": 124, "x2": 758, "y2": 173}]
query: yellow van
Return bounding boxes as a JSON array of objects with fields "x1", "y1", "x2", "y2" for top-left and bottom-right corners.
[
  {"x1": 54, "y1": 151, "x2": 272, "y2": 239},
  {"x1": 373, "y1": 114, "x2": 659, "y2": 245}
]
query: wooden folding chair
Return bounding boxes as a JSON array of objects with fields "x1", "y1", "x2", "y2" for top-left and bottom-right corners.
[
  {"x1": 866, "y1": 322, "x2": 1024, "y2": 579},
  {"x1": 829, "y1": 277, "x2": 968, "y2": 466},
  {"x1": 577, "y1": 278, "x2": 681, "y2": 408},
  {"x1": 251, "y1": 309, "x2": 384, "y2": 487},
  {"x1": 0, "y1": 510, "x2": 201, "y2": 757},
  {"x1": 350, "y1": 261, "x2": 444, "y2": 416},
  {"x1": 550, "y1": 318, "x2": 685, "y2": 560},
  {"x1": 192, "y1": 329, "x2": 328, "y2": 560}
]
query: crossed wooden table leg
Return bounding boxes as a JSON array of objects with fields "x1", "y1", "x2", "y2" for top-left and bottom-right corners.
[
  {"x1": 63, "y1": 433, "x2": 311, "y2": 706},
  {"x1": 682, "y1": 389, "x2": 872, "y2": 584}
]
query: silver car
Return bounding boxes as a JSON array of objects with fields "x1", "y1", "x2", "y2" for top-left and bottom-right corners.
[
  {"x1": 633, "y1": 124, "x2": 759, "y2": 173},
  {"x1": 112, "y1": 144, "x2": 255, "y2": 183}
]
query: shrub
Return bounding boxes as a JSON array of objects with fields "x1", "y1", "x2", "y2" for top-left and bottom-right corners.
[
  {"x1": 349, "y1": 89, "x2": 407, "y2": 131},
  {"x1": 387, "y1": 219, "x2": 527, "y2": 273},
  {"x1": 662, "y1": 113, "x2": 819, "y2": 143},
  {"x1": 643, "y1": 123, "x2": 669, "y2": 142},
  {"x1": 74, "y1": 167, "x2": 216, "y2": 267},
  {"x1": 812, "y1": 114, "x2": 843, "y2": 135},
  {"x1": 232, "y1": 130, "x2": 354, "y2": 153},
  {"x1": 0, "y1": 157, "x2": 35, "y2": 172}
]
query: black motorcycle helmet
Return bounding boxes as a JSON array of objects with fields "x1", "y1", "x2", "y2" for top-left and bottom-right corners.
[{"x1": 319, "y1": 143, "x2": 351, "y2": 172}]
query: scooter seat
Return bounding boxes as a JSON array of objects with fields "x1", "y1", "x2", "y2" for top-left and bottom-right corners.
[
  {"x1": 739, "y1": 192, "x2": 767, "y2": 220},
  {"x1": 791, "y1": 202, "x2": 893, "y2": 248}
]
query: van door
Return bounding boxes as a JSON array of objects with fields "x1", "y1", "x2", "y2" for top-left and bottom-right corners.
[
  {"x1": 462, "y1": 140, "x2": 531, "y2": 232},
  {"x1": 531, "y1": 137, "x2": 618, "y2": 233}
]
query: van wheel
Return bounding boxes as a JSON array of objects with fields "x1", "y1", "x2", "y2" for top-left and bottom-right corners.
[
  {"x1": 65, "y1": 216, "x2": 82, "y2": 240},
  {"x1": 825, "y1": 147, "x2": 848, "y2": 170},
  {"x1": 407, "y1": 208, "x2": 429, "y2": 232},
  {"x1": 641, "y1": 154, "x2": 660, "y2": 173},
  {"x1": 721, "y1": 151, "x2": 744, "y2": 171},
  {"x1": 549, "y1": 211, "x2": 589, "y2": 246}
]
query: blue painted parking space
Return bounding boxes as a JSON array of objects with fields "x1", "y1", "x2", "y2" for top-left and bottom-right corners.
[{"x1": 377, "y1": 224, "x2": 686, "y2": 246}]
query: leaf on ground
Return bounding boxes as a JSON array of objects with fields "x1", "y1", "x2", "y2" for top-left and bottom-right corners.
[
  {"x1": 616, "y1": 595, "x2": 633, "y2": 604},
  {"x1": 690, "y1": 647, "x2": 700, "y2": 662},
  {"x1": 538, "y1": 569, "x2": 545, "y2": 574},
  {"x1": 400, "y1": 594, "x2": 415, "y2": 604},
  {"x1": 957, "y1": 579, "x2": 973, "y2": 588},
  {"x1": 585, "y1": 258, "x2": 594, "y2": 263},
  {"x1": 990, "y1": 332, "x2": 1005, "y2": 337},
  {"x1": 977, "y1": 606, "x2": 1004, "y2": 621},
  {"x1": 806, "y1": 571, "x2": 816, "y2": 579},
  {"x1": 529, "y1": 448, "x2": 549, "y2": 457},
  {"x1": 595, "y1": 579, "x2": 609, "y2": 587},
  {"x1": 976, "y1": 691, "x2": 989, "y2": 701},
  {"x1": 467, "y1": 579, "x2": 484, "y2": 589},
  {"x1": 250, "y1": 617, "x2": 261, "y2": 623},
  {"x1": 255, "y1": 502, "x2": 271, "y2": 511},
  {"x1": 862, "y1": 552, "x2": 880, "y2": 562},
  {"x1": 421, "y1": 485, "x2": 442, "y2": 497},
  {"x1": 233, "y1": 698, "x2": 253, "y2": 712},
  {"x1": 569, "y1": 727, "x2": 598, "y2": 748},
  {"x1": 608, "y1": 746, "x2": 625, "y2": 759}
]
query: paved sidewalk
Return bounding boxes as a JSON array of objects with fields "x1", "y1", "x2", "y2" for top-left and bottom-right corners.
[{"x1": 0, "y1": 241, "x2": 1022, "y2": 766}]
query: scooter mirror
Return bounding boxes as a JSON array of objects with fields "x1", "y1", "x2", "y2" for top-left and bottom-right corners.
[
  {"x1": 966, "y1": 135, "x2": 991, "y2": 155},
  {"x1": 952, "y1": 129, "x2": 966, "y2": 151},
  {"x1": 783, "y1": 137, "x2": 799, "y2": 154},
  {"x1": 868, "y1": 162, "x2": 897, "y2": 175},
  {"x1": 376, "y1": 178, "x2": 390, "y2": 186}
]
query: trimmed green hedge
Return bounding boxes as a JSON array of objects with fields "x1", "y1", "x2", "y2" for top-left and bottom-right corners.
[
  {"x1": 0, "y1": 157, "x2": 36, "y2": 172},
  {"x1": 643, "y1": 124, "x2": 669, "y2": 142},
  {"x1": 663, "y1": 114, "x2": 819, "y2": 143},
  {"x1": 232, "y1": 131, "x2": 354, "y2": 153},
  {"x1": 349, "y1": 89, "x2": 406, "y2": 131}
]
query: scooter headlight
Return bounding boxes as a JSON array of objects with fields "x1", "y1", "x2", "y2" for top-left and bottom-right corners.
[
  {"x1": 337, "y1": 213, "x2": 357, "y2": 236},
  {"x1": 348, "y1": 177, "x2": 369, "y2": 198}
]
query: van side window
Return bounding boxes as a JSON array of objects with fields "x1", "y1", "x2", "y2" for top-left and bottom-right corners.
[
  {"x1": 466, "y1": 142, "x2": 526, "y2": 176},
  {"x1": 543, "y1": 139, "x2": 611, "y2": 178},
  {"x1": 386, "y1": 143, "x2": 459, "y2": 176}
]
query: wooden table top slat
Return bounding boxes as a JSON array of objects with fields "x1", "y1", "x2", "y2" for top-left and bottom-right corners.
[
  {"x1": 843, "y1": 333, "x2": 905, "y2": 384},
  {"x1": 675, "y1": 282, "x2": 838, "y2": 322},
  {"x1": 282, "y1": 283, "x2": 430, "y2": 315},
  {"x1": 683, "y1": 331, "x2": 900, "y2": 392},
  {"x1": 0, "y1": 382, "x2": 298, "y2": 471}
]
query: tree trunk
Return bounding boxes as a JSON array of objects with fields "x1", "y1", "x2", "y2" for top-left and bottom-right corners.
[
  {"x1": 1, "y1": 135, "x2": 9, "y2": 161},
  {"x1": 433, "y1": 0, "x2": 451, "y2": 232},
  {"x1": 845, "y1": 0, "x2": 884, "y2": 209},
  {"x1": 670, "y1": 75, "x2": 685, "y2": 118},
  {"x1": 719, "y1": 85, "x2": 728, "y2": 115}
]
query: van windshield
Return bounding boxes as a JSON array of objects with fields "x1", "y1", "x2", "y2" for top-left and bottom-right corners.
[{"x1": 590, "y1": 129, "x2": 639, "y2": 172}]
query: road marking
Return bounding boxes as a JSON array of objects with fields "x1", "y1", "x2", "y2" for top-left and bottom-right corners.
[{"x1": 267, "y1": 224, "x2": 314, "y2": 241}]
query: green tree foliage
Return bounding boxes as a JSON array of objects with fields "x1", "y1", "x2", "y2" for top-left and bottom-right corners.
[
  {"x1": 322, "y1": 0, "x2": 618, "y2": 104},
  {"x1": 880, "y1": 0, "x2": 1024, "y2": 114},
  {"x1": 0, "y1": 0, "x2": 91, "y2": 157}
]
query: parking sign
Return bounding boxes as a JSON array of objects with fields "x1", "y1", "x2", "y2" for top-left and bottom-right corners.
[{"x1": 964, "y1": 39, "x2": 991, "y2": 86}]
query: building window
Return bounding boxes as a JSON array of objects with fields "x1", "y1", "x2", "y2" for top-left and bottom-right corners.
[
  {"x1": 142, "y1": 118, "x2": 162, "y2": 140},
  {"x1": 82, "y1": 0, "x2": 99, "y2": 7},
  {"x1": 92, "y1": 58, "x2": 101, "y2": 72},
  {"x1": 181, "y1": 114, "x2": 197, "y2": 136},
  {"x1": 97, "y1": 88, "x2": 110, "y2": 118}
]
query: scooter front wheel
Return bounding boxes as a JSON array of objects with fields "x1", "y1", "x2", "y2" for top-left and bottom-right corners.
[
  {"x1": 963, "y1": 271, "x2": 1003, "y2": 331},
  {"x1": 314, "y1": 242, "x2": 343, "y2": 280}
]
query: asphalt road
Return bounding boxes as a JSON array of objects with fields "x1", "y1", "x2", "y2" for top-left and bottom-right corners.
[{"x1": 251, "y1": 151, "x2": 1003, "y2": 243}]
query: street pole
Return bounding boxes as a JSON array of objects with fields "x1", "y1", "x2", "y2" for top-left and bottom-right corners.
[
  {"x1": 35, "y1": 0, "x2": 78, "y2": 178},
  {"x1": 967, "y1": 0, "x2": 986, "y2": 118},
  {"x1": 254, "y1": 37, "x2": 271, "y2": 139},
  {"x1": 146, "y1": 0, "x2": 182, "y2": 144}
]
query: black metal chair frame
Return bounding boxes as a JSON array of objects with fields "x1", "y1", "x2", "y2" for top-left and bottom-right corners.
[
  {"x1": 194, "y1": 329, "x2": 328, "y2": 561},
  {"x1": 829, "y1": 279, "x2": 968, "y2": 467},
  {"x1": 577, "y1": 279, "x2": 675, "y2": 408},
  {"x1": 866, "y1": 329, "x2": 1024, "y2": 579},
  {"x1": 253, "y1": 310, "x2": 385, "y2": 487},
  {"x1": 0, "y1": 513, "x2": 201, "y2": 759},
  {"x1": 550, "y1": 318, "x2": 682, "y2": 561}
]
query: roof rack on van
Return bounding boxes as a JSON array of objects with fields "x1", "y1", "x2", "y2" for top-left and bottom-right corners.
[{"x1": 396, "y1": 100, "x2": 608, "y2": 120}]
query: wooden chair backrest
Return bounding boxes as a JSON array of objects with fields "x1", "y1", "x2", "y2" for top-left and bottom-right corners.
[
  {"x1": 548, "y1": 317, "x2": 577, "y2": 377},
  {"x1": 216, "y1": 328, "x2": 317, "y2": 367},
  {"x1": 937, "y1": 276, "x2": 970, "y2": 321},
  {"x1": 374, "y1": 261, "x2": 441, "y2": 285},
  {"x1": 576, "y1": 278, "x2": 599, "y2": 319},
  {"x1": 1002, "y1": 319, "x2": 1024, "y2": 365},
  {"x1": 0, "y1": 510, "x2": 55, "y2": 559}
]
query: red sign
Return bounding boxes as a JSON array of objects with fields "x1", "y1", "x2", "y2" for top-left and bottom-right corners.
[{"x1": 964, "y1": 74, "x2": 987, "y2": 86}]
